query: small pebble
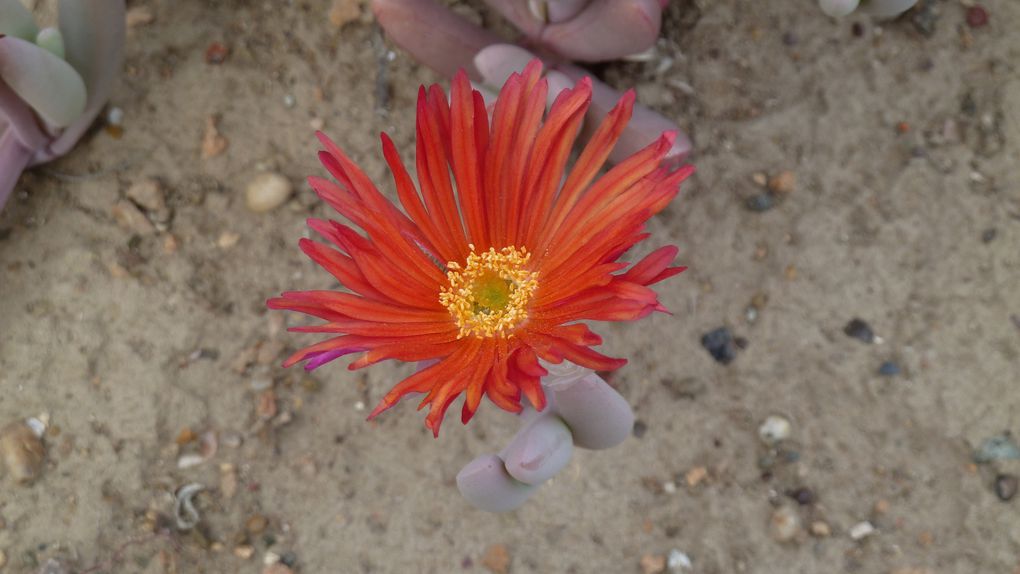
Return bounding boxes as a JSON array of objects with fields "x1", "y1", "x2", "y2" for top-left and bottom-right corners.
[
  {"x1": 781, "y1": 32, "x2": 798, "y2": 46},
  {"x1": 328, "y1": 0, "x2": 362, "y2": 27},
  {"x1": 849, "y1": 521, "x2": 876, "y2": 540},
  {"x1": 685, "y1": 466, "x2": 708, "y2": 488},
  {"x1": 0, "y1": 422, "x2": 46, "y2": 484},
  {"x1": 809, "y1": 521, "x2": 831, "y2": 537},
  {"x1": 770, "y1": 505, "x2": 801, "y2": 542},
  {"x1": 220, "y1": 463, "x2": 239, "y2": 498},
  {"x1": 218, "y1": 231, "x2": 241, "y2": 249},
  {"x1": 768, "y1": 170, "x2": 796, "y2": 195},
  {"x1": 701, "y1": 327, "x2": 738, "y2": 364},
  {"x1": 126, "y1": 178, "x2": 167, "y2": 216},
  {"x1": 745, "y1": 306, "x2": 758, "y2": 323},
  {"x1": 234, "y1": 545, "x2": 256, "y2": 560},
  {"x1": 106, "y1": 106, "x2": 124, "y2": 126},
  {"x1": 112, "y1": 200, "x2": 156, "y2": 235},
  {"x1": 633, "y1": 420, "x2": 648, "y2": 439},
  {"x1": 666, "y1": 549, "x2": 692, "y2": 571},
  {"x1": 966, "y1": 5, "x2": 988, "y2": 28},
  {"x1": 878, "y1": 361, "x2": 901, "y2": 376},
  {"x1": 640, "y1": 554, "x2": 666, "y2": 574},
  {"x1": 973, "y1": 434, "x2": 1020, "y2": 463},
  {"x1": 481, "y1": 544, "x2": 510, "y2": 574},
  {"x1": 981, "y1": 228, "x2": 997, "y2": 243},
  {"x1": 205, "y1": 42, "x2": 229, "y2": 64},
  {"x1": 177, "y1": 453, "x2": 206, "y2": 469},
  {"x1": 843, "y1": 318, "x2": 875, "y2": 343},
  {"x1": 851, "y1": 21, "x2": 865, "y2": 37},
  {"x1": 256, "y1": 389, "x2": 278, "y2": 419},
  {"x1": 125, "y1": 5, "x2": 155, "y2": 27},
  {"x1": 245, "y1": 173, "x2": 293, "y2": 213},
  {"x1": 283, "y1": 94, "x2": 296, "y2": 109},
  {"x1": 201, "y1": 116, "x2": 228, "y2": 158},
  {"x1": 263, "y1": 564, "x2": 294, "y2": 574},
  {"x1": 759, "y1": 415, "x2": 792, "y2": 445},
  {"x1": 246, "y1": 514, "x2": 269, "y2": 534},
  {"x1": 994, "y1": 474, "x2": 1017, "y2": 501},
  {"x1": 746, "y1": 193, "x2": 776, "y2": 212},
  {"x1": 911, "y1": 0, "x2": 939, "y2": 37},
  {"x1": 788, "y1": 487, "x2": 815, "y2": 506}
]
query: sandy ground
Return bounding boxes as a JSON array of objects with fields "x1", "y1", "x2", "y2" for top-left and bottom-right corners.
[{"x1": 1, "y1": 0, "x2": 1019, "y2": 572}]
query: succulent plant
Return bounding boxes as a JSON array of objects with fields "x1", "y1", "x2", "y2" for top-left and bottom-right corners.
[
  {"x1": 0, "y1": 0, "x2": 125, "y2": 210},
  {"x1": 817, "y1": 0, "x2": 918, "y2": 18}
]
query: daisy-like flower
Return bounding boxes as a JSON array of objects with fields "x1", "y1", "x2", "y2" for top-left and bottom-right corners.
[{"x1": 268, "y1": 60, "x2": 693, "y2": 436}]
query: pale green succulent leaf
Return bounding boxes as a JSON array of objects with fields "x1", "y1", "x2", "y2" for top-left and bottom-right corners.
[
  {"x1": 0, "y1": 0, "x2": 39, "y2": 40},
  {"x1": 0, "y1": 35, "x2": 86, "y2": 127}
]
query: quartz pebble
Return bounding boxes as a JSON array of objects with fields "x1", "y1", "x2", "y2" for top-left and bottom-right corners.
[
  {"x1": 849, "y1": 521, "x2": 876, "y2": 540},
  {"x1": 759, "y1": 415, "x2": 792, "y2": 445},
  {"x1": 245, "y1": 173, "x2": 292, "y2": 213},
  {"x1": 667, "y1": 549, "x2": 692, "y2": 571},
  {"x1": 770, "y1": 505, "x2": 801, "y2": 542}
]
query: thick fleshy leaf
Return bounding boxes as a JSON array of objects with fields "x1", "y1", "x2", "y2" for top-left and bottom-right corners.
[
  {"x1": 0, "y1": 35, "x2": 86, "y2": 127},
  {"x1": 43, "y1": 0, "x2": 124, "y2": 159},
  {"x1": 0, "y1": 126, "x2": 34, "y2": 210},
  {"x1": 0, "y1": 0, "x2": 38, "y2": 41},
  {"x1": 35, "y1": 27, "x2": 65, "y2": 59}
]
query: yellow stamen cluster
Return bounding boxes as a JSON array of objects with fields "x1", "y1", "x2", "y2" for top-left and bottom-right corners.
[{"x1": 439, "y1": 245, "x2": 539, "y2": 339}]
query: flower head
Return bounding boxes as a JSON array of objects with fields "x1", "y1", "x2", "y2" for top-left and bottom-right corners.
[{"x1": 268, "y1": 60, "x2": 693, "y2": 436}]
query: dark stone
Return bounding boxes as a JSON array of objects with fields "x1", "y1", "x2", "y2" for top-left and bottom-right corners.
[
  {"x1": 912, "y1": 0, "x2": 939, "y2": 37},
  {"x1": 632, "y1": 420, "x2": 648, "y2": 439},
  {"x1": 844, "y1": 318, "x2": 875, "y2": 343},
  {"x1": 746, "y1": 193, "x2": 776, "y2": 212},
  {"x1": 995, "y1": 474, "x2": 1017, "y2": 501},
  {"x1": 966, "y1": 5, "x2": 989, "y2": 28},
  {"x1": 782, "y1": 32, "x2": 798, "y2": 46},
  {"x1": 878, "y1": 361, "x2": 901, "y2": 376},
  {"x1": 982, "y1": 228, "x2": 997, "y2": 243},
  {"x1": 701, "y1": 327, "x2": 738, "y2": 364},
  {"x1": 851, "y1": 21, "x2": 864, "y2": 37},
  {"x1": 280, "y1": 552, "x2": 299, "y2": 567},
  {"x1": 788, "y1": 487, "x2": 816, "y2": 506}
]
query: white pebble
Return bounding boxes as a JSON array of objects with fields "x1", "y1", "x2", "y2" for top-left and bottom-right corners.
[
  {"x1": 353, "y1": 401, "x2": 365, "y2": 412},
  {"x1": 177, "y1": 454, "x2": 206, "y2": 469},
  {"x1": 849, "y1": 521, "x2": 876, "y2": 540},
  {"x1": 25, "y1": 416, "x2": 47, "y2": 437},
  {"x1": 759, "y1": 415, "x2": 791, "y2": 445},
  {"x1": 107, "y1": 106, "x2": 124, "y2": 126},
  {"x1": 667, "y1": 549, "x2": 692, "y2": 571},
  {"x1": 245, "y1": 172, "x2": 292, "y2": 213},
  {"x1": 663, "y1": 480, "x2": 677, "y2": 495}
]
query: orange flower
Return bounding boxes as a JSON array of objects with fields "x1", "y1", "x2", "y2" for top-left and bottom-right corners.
[{"x1": 268, "y1": 61, "x2": 693, "y2": 436}]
